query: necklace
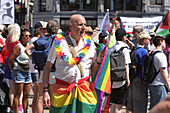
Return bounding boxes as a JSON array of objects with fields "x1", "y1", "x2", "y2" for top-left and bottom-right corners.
[{"x1": 54, "y1": 32, "x2": 92, "y2": 65}]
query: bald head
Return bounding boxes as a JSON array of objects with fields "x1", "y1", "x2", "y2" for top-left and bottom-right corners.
[
  {"x1": 69, "y1": 14, "x2": 85, "y2": 26},
  {"x1": 69, "y1": 14, "x2": 86, "y2": 42}
]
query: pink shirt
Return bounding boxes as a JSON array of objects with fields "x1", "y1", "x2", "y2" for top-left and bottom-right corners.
[
  {"x1": 6, "y1": 38, "x2": 20, "y2": 59},
  {"x1": 165, "y1": 44, "x2": 170, "y2": 70}
]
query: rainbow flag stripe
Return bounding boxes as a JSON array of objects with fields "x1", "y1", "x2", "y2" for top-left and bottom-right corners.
[
  {"x1": 92, "y1": 43, "x2": 111, "y2": 94},
  {"x1": 15, "y1": 5, "x2": 21, "y2": 13},
  {"x1": 51, "y1": 78, "x2": 98, "y2": 113}
]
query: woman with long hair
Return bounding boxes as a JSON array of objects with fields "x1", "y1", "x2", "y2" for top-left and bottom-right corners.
[
  {"x1": 4, "y1": 23, "x2": 21, "y2": 112},
  {"x1": 9, "y1": 28, "x2": 32, "y2": 113}
]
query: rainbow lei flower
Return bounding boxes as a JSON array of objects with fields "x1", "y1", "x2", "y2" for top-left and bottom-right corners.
[{"x1": 54, "y1": 32, "x2": 92, "y2": 65}]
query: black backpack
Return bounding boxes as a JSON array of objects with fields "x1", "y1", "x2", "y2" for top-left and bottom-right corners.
[
  {"x1": 143, "y1": 51, "x2": 161, "y2": 84},
  {"x1": 110, "y1": 47, "x2": 127, "y2": 82},
  {"x1": 129, "y1": 47, "x2": 142, "y2": 81}
]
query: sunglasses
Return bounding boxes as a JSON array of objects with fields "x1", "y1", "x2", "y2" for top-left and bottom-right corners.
[{"x1": 24, "y1": 35, "x2": 31, "y2": 37}]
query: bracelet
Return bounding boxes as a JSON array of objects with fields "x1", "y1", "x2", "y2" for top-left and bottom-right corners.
[
  {"x1": 96, "y1": 60, "x2": 101, "y2": 64},
  {"x1": 42, "y1": 90, "x2": 49, "y2": 93},
  {"x1": 43, "y1": 87, "x2": 48, "y2": 90}
]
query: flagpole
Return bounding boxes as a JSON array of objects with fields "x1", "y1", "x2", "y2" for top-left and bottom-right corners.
[{"x1": 107, "y1": 11, "x2": 118, "y2": 46}]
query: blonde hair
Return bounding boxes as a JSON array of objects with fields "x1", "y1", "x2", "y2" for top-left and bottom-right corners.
[
  {"x1": 8, "y1": 23, "x2": 20, "y2": 43},
  {"x1": 137, "y1": 31, "x2": 151, "y2": 44}
]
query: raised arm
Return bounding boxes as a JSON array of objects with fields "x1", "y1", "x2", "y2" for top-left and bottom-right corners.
[{"x1": 25, "y1": 43, "x2": 35, "y2": 60}]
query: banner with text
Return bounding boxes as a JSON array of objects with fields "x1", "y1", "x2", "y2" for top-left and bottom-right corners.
[
  {"x1": 120, "y1": 16, "x2": 162, "y2": 33},
  {"x1": 0, "y1": 0, "x2": 14, "y2": 24}
]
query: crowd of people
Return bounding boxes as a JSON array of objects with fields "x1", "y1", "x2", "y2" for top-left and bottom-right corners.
[{"x1": 0, "y1": 13, "x2": 169, "y2": 113}]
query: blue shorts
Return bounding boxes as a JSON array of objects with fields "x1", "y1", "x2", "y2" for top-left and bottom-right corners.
[
  {"x1": 12, "y1": 69, "x2": 32, "y2": 83},
  {"x1": 31, "y1": 73, "x2": 37, "y2": 83},
  {"x1": 4, "y1": 59, "x2": 12, "y2": 79},
  {"x1": 149, "y1": 85, "x2": 168, "y2": 110}
]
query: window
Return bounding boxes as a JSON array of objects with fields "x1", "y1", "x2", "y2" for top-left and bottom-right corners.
[
  {"x1": 150, "y1": 0, "x2": 162, "y2": 5},
  {"x1": 60, "y1": 18, "x2": 97, "y2": 32},
  {"x1": 60, "y1": 18, "x2": 70, "y2": 32},
  {"x1": 61, "y1": 0, "x2": 97, "y2": 11},
  {"x1": 39, "y1": 0, "x2": 53, "y2": 12},
  {"x1": 105, "y1": 0, "x2": 141, "y2": 12},
  {"x1": 86, "y1": 19, "x2": 97, "y2": 28}
]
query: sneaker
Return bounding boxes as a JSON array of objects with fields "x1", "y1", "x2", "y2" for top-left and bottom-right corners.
[
  {"x1": 10, "y1": 109, "x2": 14, "y2": 113},
  {"x1": 18, "y1": 110, "x2": 23, "y2": 113},
  {"x1": 6, "y1": 107, "x2": 11, "y2": 113}
]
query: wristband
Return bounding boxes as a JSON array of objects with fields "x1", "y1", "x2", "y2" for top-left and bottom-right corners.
[
  {"x1": 42, "y1": 90, "x2": 49, "y2": 93},
  {"x1": 43, "y1": 87, "x2": 48, "y2": 90}
]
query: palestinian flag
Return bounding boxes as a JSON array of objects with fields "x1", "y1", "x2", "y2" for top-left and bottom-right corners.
[{"x1": 154, "y1": 11, "x2": 170, "y2": 37}]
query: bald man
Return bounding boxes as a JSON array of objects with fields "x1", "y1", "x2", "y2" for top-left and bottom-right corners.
[{"x1": 42, "y1": 14, "x2": 105, "y2": 113}]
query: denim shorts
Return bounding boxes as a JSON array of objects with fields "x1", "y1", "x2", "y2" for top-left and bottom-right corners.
[
  {"x1": 12, "y1": 69, "x2": 32, "y2": 83},
  {"x1": 148, "y1": 85, "x2": 168, "y2": 110},
  {"x1": 31, "y1": 73, "x2": 37, "y2": 83}
]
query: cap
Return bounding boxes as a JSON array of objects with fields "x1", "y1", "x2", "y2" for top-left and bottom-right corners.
[
  {"x1": 115, "y1": 28, "x2": 126, "y2": 38},
  {"x1": 138, "y1": 31, "x2": 151, "y2": 40},
  {"x1": 34, "y1": 21, "x2": 47, "y2": 29},
  {"x1": 99, "y1": 30, "x2": 108, "y2": 38},
  {"x1": 85, "y1": 26, "x2": 93, "y2": 33}
]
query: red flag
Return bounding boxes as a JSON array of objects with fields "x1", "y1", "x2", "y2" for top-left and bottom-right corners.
[{"x1": 160, "y1": 11, "x2": 170, "y2": 29}]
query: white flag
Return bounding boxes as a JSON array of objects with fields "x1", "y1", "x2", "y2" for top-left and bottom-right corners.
[{"x1": 0, "y1": 0, "x2": 14, "y2": 24}]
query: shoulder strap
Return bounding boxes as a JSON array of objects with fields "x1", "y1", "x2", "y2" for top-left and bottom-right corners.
[
  {"x1": 119, "y1": 46, "x2": 128, "y2": 51},
  {"x1": 65, "y1": 35, "x2": 84, "y2": 77},
  {"x1": 152, "y1": 50, "x2": 161, "y2": 56},
  {"x1": 152, "y1": 50, "x2": 162, "y2": 73}
]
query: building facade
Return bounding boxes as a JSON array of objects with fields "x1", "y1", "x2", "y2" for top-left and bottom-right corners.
[{"x1": 33, "y1": 0, "x2": 170, "y2": 31}]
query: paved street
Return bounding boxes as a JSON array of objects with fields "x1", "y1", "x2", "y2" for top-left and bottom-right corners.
[
  {"x1": 28, "y1": 78, "x2": 170, "y2": 113},
  {"x1": 28, "y1": 88, "x2": 49, "y2": 113}
]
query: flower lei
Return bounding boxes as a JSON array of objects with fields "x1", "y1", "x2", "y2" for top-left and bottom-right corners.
[{"x1": 54, "y1": 31, "x2": 92, "y2": 65}]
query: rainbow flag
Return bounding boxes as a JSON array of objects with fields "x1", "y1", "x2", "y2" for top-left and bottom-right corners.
[
  {"x1": 92, "y1": 43, "x2": 111, "y2": 94},
  {"x1": 15, "y1": 5, "x2": 21, "y2": 13},
  {"x1": 51, "y1": 77, "x2": 98, "y2": 113}
]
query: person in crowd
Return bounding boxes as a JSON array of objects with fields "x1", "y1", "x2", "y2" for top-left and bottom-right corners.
[
  {"x1": 42, "y1": 14, "x2": 105, "y2": 113},
  {"x1": 108, "y1": 19, "x2": 120, "y2": 49},
  {"x1": 148, "y1": 35, "x2": 170, "y2": 110},
  {"x1": 0, "y1": 33, "x2": 7, "y2": 70},
  {"x1": 0, "y1": 24, "x2": 6, "y2": 43},
  {"x1": 85, "y1": 26, "x2": 93, "y2": 36},
  {"x1": 25, "y1": 19, "x2": 60, "y2": 113},
  {"x1": 127, "y1": 31, "x2": 151, "y2": 113},
  {"x1": 99, "y1": 30, "x2": 109, "y2": 45},
  {"x1": 0, "y1": 24, "x2": 7, "y2": 70},
  {"x1": 131, "y1": 25, "x2": 143, "y2": 48},
  {"x1": 27, "y1": 21, "x2": 47, "y2": 113},
  {"x1": 109, "y1": 28, "x2": 131, "y2": 113},
  {"x1": 165, "y1": 34, "x2": 170, "y2": 79},
  {"x1": 9, "y1": 28, "x2": 31, "y2": 113},
  {"x1": 4, "y1": 23, "x2": 21, "y2": 113},
  {"x1": 148, "y1": 32, "x2": 156, "y2": 52}
]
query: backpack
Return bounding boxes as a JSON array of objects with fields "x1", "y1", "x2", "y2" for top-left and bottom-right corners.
[
  {"x1": 110, "y1": 47, "x2": 127, "y2": 82},
  {"x1": 129, "y1": 47, "x2": 142, "y2": 81},
  {"x1": 32, "y1": 34, "x2": 55, "y2": 71},
  {"x1": 143, "y1": 51, "x2": 161, "y2": 84}
]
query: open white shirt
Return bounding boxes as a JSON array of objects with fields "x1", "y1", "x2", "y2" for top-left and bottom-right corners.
[{"x1": 47, "y1": 34, "x2": 97, "y2": 83}]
